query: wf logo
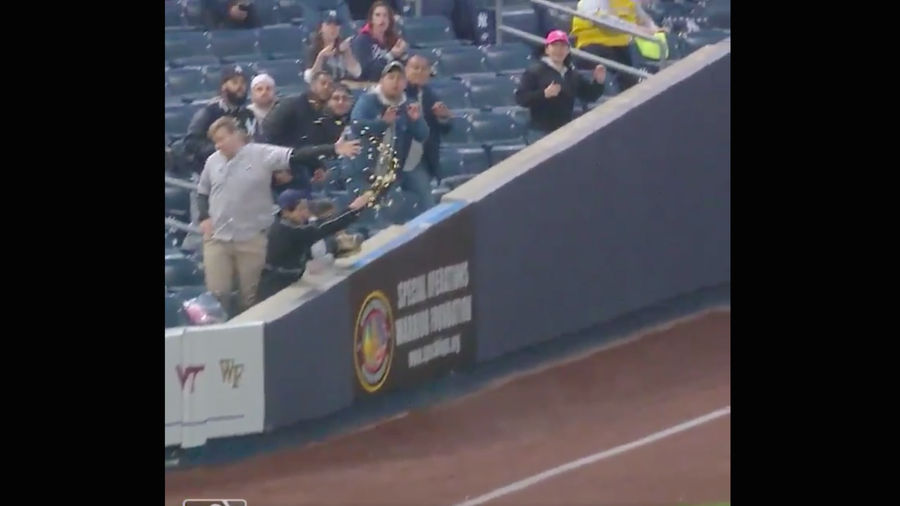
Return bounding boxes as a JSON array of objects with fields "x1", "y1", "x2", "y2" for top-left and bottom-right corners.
[
  {"x1": 176, "y1": 364, "x2": 205, "y2": 393},
  {"x1": 220, "y1": 359, "x2": 244, "y2": 389}
]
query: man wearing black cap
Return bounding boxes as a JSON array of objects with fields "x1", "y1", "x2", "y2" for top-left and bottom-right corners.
[
  {"x1": 342, "y1": 61, "x2": 429, "y2": 213},
  {"x1": 181, "y1": 65, "x2": 258, "y2": 174},
  {"x1": 256, "y1": 188, "x2": 371, "y2": 303}
]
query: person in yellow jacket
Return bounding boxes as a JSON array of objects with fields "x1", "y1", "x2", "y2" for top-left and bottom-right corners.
[{"x1": 571, "y1": 0, "x2": 662, "y2": 91}]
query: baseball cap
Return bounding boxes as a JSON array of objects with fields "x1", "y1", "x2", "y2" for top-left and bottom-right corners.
[
  {"x1": 221, "y1": 64, "x2": 248, "y2": 85},
  {"x1": 381, "y1": 60, "x2": 405, "y2": 77},
  {"x1": 322, "y1": 9, "x2": 342, "y2": 24},
  {"x1": 275, "y1": 188, "x2": 311, "y2": 214},
  {"x1": 545, "y1": 30, "x2": 570, "y2": 45}
]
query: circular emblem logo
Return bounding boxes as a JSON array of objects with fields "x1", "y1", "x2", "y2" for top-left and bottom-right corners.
[{"x1": 354, "y1": 290, "x2": 395, "y2": 393}]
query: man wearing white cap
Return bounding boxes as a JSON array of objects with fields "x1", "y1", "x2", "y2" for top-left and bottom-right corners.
[{"x1": 248, "y1": 73, "x2": 277, "y2": 124}]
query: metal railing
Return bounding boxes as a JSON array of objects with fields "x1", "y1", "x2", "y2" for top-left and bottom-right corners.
[
  {"x1": 500, "y1": 25, "x2": 650, "y2": 78},
  {"x1": 494, "y1": 0, "x2": 664, "y2": 78},
  {"x1": 165, "y1": 175, "x2": 198, "y2": 192},
  {"x1": 165, "y1": 175, "x2": 201, "y2": 237},
  {"x1": 165, "y1": 217, "x2": 202, "y2": 235},
  {"x1": 529, "y1": 0, "x2": 667, "y2": 66}
]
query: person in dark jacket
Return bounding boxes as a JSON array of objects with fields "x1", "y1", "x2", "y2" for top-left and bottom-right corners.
[
  {"x1": 515, "y1": 30, "x2": 607, "y2": 133},
  {"x1": 201, "y1": 0, "x2": 261, "y2": 29},
  {"x1": 404, "y1": 54, "x2": 452, "y2": 209},
  {"x1": 256, "y1": 188, "x2": 371, "y2": 302},
  {"x1": 351, "y1": 1, "x2": 409, "y2": 82},
  {"x1": 181, "y1": 65, "x2": 258, "y2": 174},
  {"x1": 263, "y1": 71, "x2": 335, "y2": 148},
  {"x1": 263, "y1": 71, "x2": 336, "y2": 185},
  {"x1": 312, "y1": 83, "x2": 355, "y2": 145}
]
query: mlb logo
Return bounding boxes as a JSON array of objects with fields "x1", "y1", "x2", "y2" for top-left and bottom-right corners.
[{"x1": 183, "y1": 501, "x2": 247, "y2": 506}]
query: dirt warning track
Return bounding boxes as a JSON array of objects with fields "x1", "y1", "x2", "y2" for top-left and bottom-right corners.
[{"x1": 166, "y1": 309, "x2": 731, "y2": 506}]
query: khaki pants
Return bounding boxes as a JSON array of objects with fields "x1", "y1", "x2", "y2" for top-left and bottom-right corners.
[{"x1": 203, "y1": 233, "x2": 267, "y2": 313}]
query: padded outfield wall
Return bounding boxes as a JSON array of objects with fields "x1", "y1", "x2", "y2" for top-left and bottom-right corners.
[{"x1": 164, "y1": 40, "x2": 731, "y2": 449}]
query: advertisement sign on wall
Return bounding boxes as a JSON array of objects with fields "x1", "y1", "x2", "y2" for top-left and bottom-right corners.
[
  {"x1": 348, "y1": 204, "x2": 477, "y2": 397},
  {"x1": 164, "y1": 322, "x2": 265, "y2": 448}
]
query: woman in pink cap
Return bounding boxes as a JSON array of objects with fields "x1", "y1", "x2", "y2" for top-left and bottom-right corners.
[{"x1": 514, "y1": 30, "x2": 607, "y2": 133}]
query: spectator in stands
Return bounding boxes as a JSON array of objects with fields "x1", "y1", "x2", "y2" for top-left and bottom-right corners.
[
  {"x1": 352, "y1": 1, "x2": 409, "y2": 82},
  {"x1": 571, "y1": 0, "x2": 662, "y2": 90},
  {"x1": 197, "y1": 117, "x2": 361, "y2": 313},
  {"x1": 303, "y1": 11, "x2": 362, "y2": 84},
  {"x1": 181, "y1": 65, "x2": 258, "y2": 174},
  {"x1": 264, "y1": 71, "x2": 337, "y2": 190},
  {"x1": 347, "y1": 0, "x2": 401, "y2": 20},
  {"x1": 311, "y1": 83, "x2": 355, "y2": 149},
  {"x1": 256, "y1": 189, "x2": 371, "y2": 303},
  {"x1": 264, "y1": 71, "x2": 335, "y2": 148},
  {"x1": 403, "y1": 54, "x2": 452, "y2": 210},
  {"x1": 248, "y1": 73, "x2": 277, "y2": 132},
  {"x1": 201, "y1": 0, "x2": 261, "y2": 29},
  {"x1": 344, "y1": 62, "x2": 429, "y2": 210},
  {"x1": 515, "y1": 30, "x2": 606, "y2": 133}
]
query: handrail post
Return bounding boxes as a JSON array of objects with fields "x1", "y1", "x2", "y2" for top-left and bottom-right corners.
[
  {"x1": 495, "y1": 0, "x2": 503, "y2": 45},
  {"x1": 414, "y1": 0, "x2": 422, "y2": 17},
  {"x1": 528, "y1": 0, "x2": 668, "y2": 67}
]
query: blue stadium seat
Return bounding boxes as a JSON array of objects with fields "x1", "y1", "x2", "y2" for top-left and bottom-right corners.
[
  {"x1": 209, "y1": 29, "x2": 262, "y2": 62},
  {"x1": 254, "y1": 0, "x2": 279, "y2": 26},
  {"x1": 165, "y1": 186, "x2": 192, "y2": 221},
  {"x1": 166, "y1": 31, "x2": 211, "y2": 65},
  {"x1": 455, "y1": 145, "x2": 491, "y2": 174},
  {"x1": 679, "y1": 29, "x2": 730, "y2": 55},
  {"x1": 500, "y1": 9, "x2": 540, "y2": 36},
  {"x1": 255, "y1": 59, "x2": 305, "y2": 88},
  {"x1": 488, "y1": 143, "x2": 525, "y2": 165},
  {"x1": 260, "y1": 24, "x2": 308, "y2": 60},
  {"x1": 438, "y1": 145, "x2": 490, "y2": 179},
  {"x1": 441, "y1": 116, "x2": 473, "y2": 145},
  {"x1": 165, "y1": 2, "x2": 185, "y2": 27},
  {"x1": 165, "y1": 107, "x2": 192, "y2": 137},
  {"x1": 431, "y1": 186, "x2": 450, "y2": 201},
  {"x1": 165, "y1": 254, "x2": 204, "y2": 289},
  {"x1": 166, "y1": 68, "x2": 206, "y2": 102},
  {"x1": 469, "y1": 112, "x2": 523, "y2": 145},
  {"x1": 524, "y1": 128, "x2": 547, "y2": 144},
  {"x1": 483, "y1": 43, "x2": 533, "y2": 74},
  {"x1": 441, "y1": 173, "x2": 475, "y2": 189},
  {"x1": 432, "y1": 46, "x2": 489, "y2": 76},
  {"x1": 176, "y1": 55, "x2": 221, "y2": 68},
  {"x1": 401, "y1": 15, "x2": 457, "y2": 47},
  {"x1": 692, "y1": 1, "x2": 731, "y2": 30},
  {"x1": 429, "y1": 79, "x2": 471, "y2": 110},
  {"x1": 504, "y1": 106, "x2": 530, "y2": 129},
  {"x1": 467, "y1": 75, "x2": 518, "y2": 109},
  {"x1": 437, "y1": 145, "x2": 464, "y2": 179},
  {"x1": 275, "y1": 0, "x2": 306, "y2": 24}
]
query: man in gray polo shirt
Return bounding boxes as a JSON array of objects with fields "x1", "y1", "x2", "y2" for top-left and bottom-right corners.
[{"x1": 197, "y1": 116, "x2": 361, "y2": 313}]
